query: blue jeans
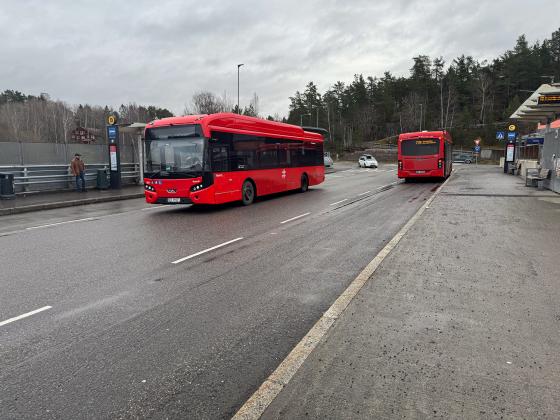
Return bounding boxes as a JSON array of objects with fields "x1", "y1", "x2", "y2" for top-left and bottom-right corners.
[{"x1": 75, "y1": 172, "x2": 85, "y2": 191}]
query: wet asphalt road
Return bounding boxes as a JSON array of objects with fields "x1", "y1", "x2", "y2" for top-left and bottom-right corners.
[{"x1": 0, "y1": 164, "x2": 440, "y2": 419}]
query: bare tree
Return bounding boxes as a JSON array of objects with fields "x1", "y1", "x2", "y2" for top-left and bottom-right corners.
[{"x1": 186, "y1": 91, "x2": 232, "y2": 115}]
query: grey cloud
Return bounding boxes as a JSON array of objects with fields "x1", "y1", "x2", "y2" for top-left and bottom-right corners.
[{"x1": 1, "y1": 0, "x2": 558, "y2": 117}]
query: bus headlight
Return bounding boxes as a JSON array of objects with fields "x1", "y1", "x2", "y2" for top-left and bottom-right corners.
[
  {"x1": 190, "y1": 183, "x2": 204, "y2": 192},
  {"x1": 145, "y1": 184, "x2": 156, "y2": 192}
]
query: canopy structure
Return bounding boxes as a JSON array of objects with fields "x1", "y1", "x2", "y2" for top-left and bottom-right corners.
[{"x1": 510, "y1": 83, "x2": 560, "y2": 124}]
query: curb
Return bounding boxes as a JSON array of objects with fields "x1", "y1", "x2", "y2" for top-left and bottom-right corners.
[
  {"x1": 0, "y1": 193, "x2": 145, "y2": 216},
  {"x1": 232, "y1": 174, "x2": 454, "y2": 420}
]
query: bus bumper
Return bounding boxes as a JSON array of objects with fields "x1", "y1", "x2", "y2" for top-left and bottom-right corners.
[
  {"x1": 398, "y1": 169, "x2": 445, "y2": 178},
  {"x1": 144, "y1": 180, "x2": 217, "y2": 205}
]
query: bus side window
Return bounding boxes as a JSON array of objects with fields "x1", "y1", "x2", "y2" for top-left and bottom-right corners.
[
  {"x1": 289, "y1": 141, "x2": 303, "y2": 167},
  {"x1": 210, "y1": 145, "x2": 229, "y2": 172},
  {"x1": 210, "y1": 131, "x2": 231, "y2": 172},
  {"x1": 232, "y1": 134, "x2": 257, "y2": 170}
]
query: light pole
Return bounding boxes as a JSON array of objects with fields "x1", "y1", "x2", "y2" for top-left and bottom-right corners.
[
  {"x1": 300, "y1": 113, "x2": 311, "y2": 126},
  {"x1": 237, "y1": 64, "x2": 244, "y2": 114},
  {"x1": 419, "y1": 103, "x2": 423, "y2": 131}
]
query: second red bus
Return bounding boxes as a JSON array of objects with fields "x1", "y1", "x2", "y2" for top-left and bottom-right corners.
[{"x1": 397, "y1": 130, "x2": 453, "y2": 180}]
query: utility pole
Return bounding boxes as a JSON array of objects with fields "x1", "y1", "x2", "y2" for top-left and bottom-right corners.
[
  {"x1": 419, "y1": 103, "x2": 423, "y2": 131},
  {"x1": 237, "y1": 64, "x2": 244, "y2": 114}
]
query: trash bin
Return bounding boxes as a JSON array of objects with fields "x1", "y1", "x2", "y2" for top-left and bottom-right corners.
[
  {"x1": 96, "y1": 169, "x2": 109, "y2": 190},
  {"x1": 0, "y1": 172, "x2": 15, "y2": 199}
]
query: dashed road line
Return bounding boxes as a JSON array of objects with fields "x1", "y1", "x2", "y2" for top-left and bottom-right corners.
[
  {"x1": 141, "y1": 205, "x2": 166, "y2": 211},
  {"x1": 25, "y1": 218, "x2": 95, "y2": 230},
  {"x1": 0, "y1": 306, "x2": 52, "y2": 327},
  {"x1": 171, "y1": 237, "x2": 244, "y2": 264},
  {"x1": 280, "y1": 212, "x2": 311, "y2": 224},
  {"x1": 357, "y1": 191, "x2": 371, "y2": 196},
  {"x1": 329, "y1": 199, "x2": 348, "y2": 206}
]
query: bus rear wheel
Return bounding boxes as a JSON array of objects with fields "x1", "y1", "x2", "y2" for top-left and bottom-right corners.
[
  {"x1": 241, "y1": 180, "x2": 255, "y2": 205},
  {"x1": 300, "y1": 174, "x2": 309, "y2": 193}
]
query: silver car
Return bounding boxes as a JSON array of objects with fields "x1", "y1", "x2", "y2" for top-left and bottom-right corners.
[{"x1": 324, "y1": 152, "x2": 334, "y2": 167}]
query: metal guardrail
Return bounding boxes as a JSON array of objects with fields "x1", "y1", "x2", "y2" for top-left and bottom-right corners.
[{"x1": 0, "y1": 163, "x2": 140, "y2": 193}]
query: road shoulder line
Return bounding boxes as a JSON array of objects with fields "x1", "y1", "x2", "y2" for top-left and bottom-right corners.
[{"x1": 232, "y1": 174, "x2": 454, "y2": 420}]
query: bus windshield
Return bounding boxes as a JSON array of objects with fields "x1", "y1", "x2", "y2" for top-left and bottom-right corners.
[
  {"x1": 401, "y1": 138, "x2": 440, "y2": 156},
  {"x1": 145, "y1": 125, "x2": 205, "y2": 177}
]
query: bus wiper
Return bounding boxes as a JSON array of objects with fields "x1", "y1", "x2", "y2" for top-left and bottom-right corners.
[
  {"x1": 147, "y1": 171, "x2": 168, "y2": 179},
  {"x1": 166, "y1": 134, "x2": 200, "y2": 139}
]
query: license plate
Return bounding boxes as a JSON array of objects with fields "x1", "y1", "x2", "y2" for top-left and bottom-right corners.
[
  {"x1": 415, "y1": 170, "x2": 426, "y2": 174},
  {"x1": 167, "y1": 197, "x2": 181, "y2": 203}
]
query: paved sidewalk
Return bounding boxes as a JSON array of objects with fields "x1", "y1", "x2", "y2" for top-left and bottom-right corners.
[
  {"x1": 0, "y1": 186, "x2": 144, "y2": 216},
  {"x1": 261, "y1": 166, "x2": 560, "y2": 419}
]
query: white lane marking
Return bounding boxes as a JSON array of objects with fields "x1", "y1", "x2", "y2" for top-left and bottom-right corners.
[
  {"x1": 171, "y1": 237, "x2": 244, "y2": 264},
  {"x1": 329, "y1": 199, "x2": 348, "y2": 206},
  {"x1": 280, "y1": 212, "x2": 311, "y2": 224},
  {"x1": 141, "y1": 205, "x2": 166, "y2": 211},
  {"x1": 232, "y1": 175, "x2": 454, "y2": 420},
  {"x1": 0, "y1": 306, "x2": 52, "y2": 327},
  {"x1": 357, "y1": 191, "x2": 371, "y2": 196},
  {"x1": 26, "y1": 218, "x2": 95, "y2": 230}
]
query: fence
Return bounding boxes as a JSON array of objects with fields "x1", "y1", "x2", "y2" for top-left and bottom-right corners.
[
  {"x1": 0, "y1": 142, "x2": 137, "y2": 165},
  {"x1": 0, "y1": 142, "x2": 141, "y2": 193}
]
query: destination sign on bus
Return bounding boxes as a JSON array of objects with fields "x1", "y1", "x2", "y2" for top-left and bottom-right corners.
[
  {"x1": 415, "y1": 139, "x2": 436, "y2": 145},
  {"x1": 538, "y1": 95, "x2": 560, "y2": 105}
]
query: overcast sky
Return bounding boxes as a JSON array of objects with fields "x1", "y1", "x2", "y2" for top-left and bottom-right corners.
[{"x1": 1, "y1": 0, "x2": 558, "y2": 118}]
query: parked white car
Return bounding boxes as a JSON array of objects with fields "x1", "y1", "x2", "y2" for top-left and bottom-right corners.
[
  {"x1": 358, "y1": 155, "x2": 378, "y2": 168},
  {"x1": 324, "y1": 152, "x2": 334, "y2": 167}
]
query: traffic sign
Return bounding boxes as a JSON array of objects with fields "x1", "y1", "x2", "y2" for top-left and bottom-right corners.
[
  {"x1": 508, "y1": 124, "x2": 516, "y2": 132},
  {"x1": 474, "y1": 145, "x2": 481, "y2": 153},
  {"x1": 106, "y1": 113, "x2": 119, "y2": 125},
  {"x1": 496, "y1": 131, "x2": 505, "y2": 140},
  {"x1": 507, "y1": 131, "x2": 516, "y2": 141}
]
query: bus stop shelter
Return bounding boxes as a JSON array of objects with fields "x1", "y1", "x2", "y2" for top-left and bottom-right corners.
[{"x1": 510, "y1": 84, "x2": 560, "y2": 193}]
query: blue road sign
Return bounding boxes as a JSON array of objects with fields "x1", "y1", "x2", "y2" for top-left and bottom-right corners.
[
  {"x1": 496, "y1": 131, "x2": 505, "y2": 140},
  {"x1": 107, "y1": 126, "x2": 117, "y2": 139},
  {"x1": 474, "y1": 145, "x2": 481, "y2": 153},
  {"x1": 507, "y1": 131, "x2": 516, "y2": 141}
]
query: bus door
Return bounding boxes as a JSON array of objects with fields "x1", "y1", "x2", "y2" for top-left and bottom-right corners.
[{"x1": 209, "y1": 141, "x2": 236, "y2": 202}]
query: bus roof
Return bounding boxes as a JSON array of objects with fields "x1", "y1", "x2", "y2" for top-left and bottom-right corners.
[
  {"x1": 146, "y1": 113, "x2": 323, "y2": 142},
  {"x1": 398, "y1": 131, "x2": 452, "y2": 143}
]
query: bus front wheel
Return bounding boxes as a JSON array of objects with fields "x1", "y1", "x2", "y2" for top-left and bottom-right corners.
[
  {"x1": 300, "y1": 174, "x2": 309, "y2": 193},
  {"x1": 242, "y1": 180, "x2": 255, "y2": 205}
]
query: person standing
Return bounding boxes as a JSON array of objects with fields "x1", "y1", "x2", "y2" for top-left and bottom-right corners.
[{"x1": 71, "y1": 153, "x2": 86, "y2": 192}]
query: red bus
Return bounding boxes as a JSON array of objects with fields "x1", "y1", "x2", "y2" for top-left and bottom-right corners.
[
  {"x1": 397, "y1": 130, "x2": 452, "y2": 180},
  {"x1": 143, "y1": 113, "x2": 325, "y2": 206}
]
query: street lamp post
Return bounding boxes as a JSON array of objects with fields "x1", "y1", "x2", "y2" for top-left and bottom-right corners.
[
  {"x1": 237, "y1": 64, "x2": 244, "y2": 114},
  {"x1": 300, "y1": 113, "x2": 311, "y2": 126},
  {"x1": 419, "y1": 103, "x2": 423, "y2": 131}
]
